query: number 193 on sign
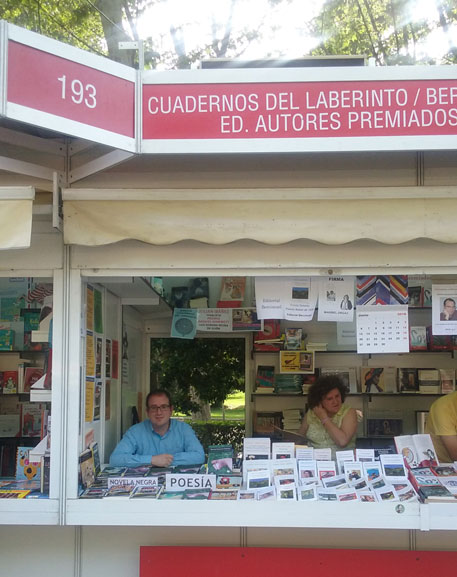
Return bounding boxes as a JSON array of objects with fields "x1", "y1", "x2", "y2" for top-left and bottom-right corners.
[{"x1": 57, "y1": 75, "x2": 96, "y2": 109}]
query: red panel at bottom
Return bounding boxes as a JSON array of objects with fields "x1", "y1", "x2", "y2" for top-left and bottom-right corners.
[{"x1": 140, "y1": 546, "x2": 457, "y2": 577}]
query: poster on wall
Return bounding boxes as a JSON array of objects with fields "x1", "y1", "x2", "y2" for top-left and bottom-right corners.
[
  {"x1": 93, "y1": 288, "x2": 103, "y2": 333},
  {"x1": 197, "y1": 309, "x2": 232, "y2": 332},
  {"x1": 356, "y1": 305, "x2": 409, "y2": 354},
  {"x1": 171, "y1": 309, "x2": 198, "y2": 339},
  {"x1": 95, "y1": 336, "x2": 103, "y2": 379},
  {"x1": 105, "y1": 338, "x2": 112, "y2": 378},
  {"x1": 356, "y1": 276, "x2": 408, "y2": 306},
  {"x1": 432, "y1": 284, "x2": 457, "y2": 335},
  {"x1": 86, "y1": 285, "x2": 94, "y2": 332},
  {"x1": 85, "y1": 379, "x2": 95, "y2": 422},
  {"x1": 231, "y1": 308, "x2": 262, "y2": 331},
  {"x1": 111, "y1": 340, "x2": 119, "y2": 379},
  {"x1": 255, "y1": 277, "x2": 318, "y2": 321},
  {"x1": 93, "y1": 381, "x2": 102, "y2": 421},
  {"x1": 280, "y1": 351, "x2": 315, "y2": 374},
  {"x1": 105, "y1": 380, "x2": 111, "y2": 420},
  {"x1": 85, "y1": 332, "x2": 95, "y2": 377},
  {"x1": 317, "y1": 276, "x2": 355, "y2": 322}
]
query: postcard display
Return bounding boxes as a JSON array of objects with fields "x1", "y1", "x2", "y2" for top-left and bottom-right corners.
[{"x1": 252, "y1": 276, "x2": 457, "y2": 445}]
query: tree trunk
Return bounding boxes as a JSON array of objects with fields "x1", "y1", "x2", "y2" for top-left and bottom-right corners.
[
  {"x1": 96, "y1": 0, "x2": 135, "y2": 66},
  {"x1": 189, "y1": 386, "x2": 211, "y2": 421}
]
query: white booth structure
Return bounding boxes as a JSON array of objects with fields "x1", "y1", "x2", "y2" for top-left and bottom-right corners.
[{"x1": 1, "y1": 20, "x2": 457, "y2": 577}]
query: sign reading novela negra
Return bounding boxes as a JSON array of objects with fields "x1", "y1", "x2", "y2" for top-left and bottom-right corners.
[{"x1": 107, "y1": 477, "x2": 159, "y2": 489}]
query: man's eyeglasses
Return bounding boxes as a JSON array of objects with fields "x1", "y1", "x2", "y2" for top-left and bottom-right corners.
[{"x1": 148, "y1": 404, "x2": 171, "y2": 413}]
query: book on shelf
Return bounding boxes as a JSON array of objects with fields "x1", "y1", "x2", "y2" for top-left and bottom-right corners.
[
  {"x1": 409, "y1": 326, "x2": 427, "y2": 351},
  {"x1": 394, "y1": 433, "x2": 438, "y2": 468},
  {"x1": 0, "y1": 329, "x2": 14, "y2": 350},
  {"x1": 16, "y1": 446, "x2": 41, "y2": 481},
  {"x1": 216, "y1": 300, "x2": 242, "y2": 309},
  {"x1": 255, "y1": 365, "x2": 275, "y2": 393},
  {"x1": 439, "y1": 368, "x2": 456, "y2": 394},
  {"x1": 320, "y1": 367, "x2": 358, "y2": 394},
  {"x1": 130, "y1": 484, "x2": 163, "y2": 499},
  {"x1": 252, "y1": 412, "x2": 282, "y2": 437},
  {"x1": 367, "y1": 418, "x2": 403, "y2": 437},
  {"x1": 282, "y1": 408, "x2": 302, "y2": 432},
  {"x1": 21, "y1": 366, "x2": 44, "y2": 394},
  {"x1": 407, "y1": 466, "x2": 456, "y2": 502},
  {"x1": 207, "y1": 444, "x2": 233, "y2": 474},
  {"x1": 253, "y1": 319, "x2": 281, "y2": 352},
  {"x1": 397, "y1": 368, "x2": 418, "y2": 393},
  {"x1": 20, "y1": 402, "x2": 46, "y2": 437},
  {"x1": 170, "y1": 286, "x2": 189, "y2": 309},
  {"x1": 219, "y1": 277, "x2": 246, "y2": 302},
  {"x1": 284, "y1": 328, "x2": 303, "y2": 350},
  {"x1": 418, "y1": 369, "x2": 440, "y2": 394},
  {"x1": 408, "y1": 285, "x2": 423, "y2": 307},
  {"x1": 40, "y1": 454, "x2": 50, "y2": 494},
  {"x1": 274, "y1": 373, "x2": 303, "y2": 394},
  {"x1": 188, "y1": 297, "x2": 208, "y2": 309},
  {"x1": 79, "y1": 447, "x2": 96, "y2": 489},
  {"x1": 2, "y1": 370, "x2": 18, "y2": 394},
  {"x1": 305, "y1": 342, "x2": 328, "y2": 352},
  {"x1": 360, "y1": 367, "x2": 385, "y2": 393},
  {"x1": 416, "y1": 411, "x2": 429, "y2": 434},
  {"x1": 301, "y1": 370, "x2": 319, "y2": 394},
  {"x1": 418, "y1": 484, "x2": 456, "y2": 502},
  {"x1": 188, "y1": 277, "x2": 209, "y2": 300},
  {"x1": 426, "y1": 327, "x2": 452, "y2": 351}
]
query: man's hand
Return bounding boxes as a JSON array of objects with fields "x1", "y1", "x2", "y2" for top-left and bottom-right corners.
[{"x1": 151, "y1": 453, "x2": 174, "y2": 467}]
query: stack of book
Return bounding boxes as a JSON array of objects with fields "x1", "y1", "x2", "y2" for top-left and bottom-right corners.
[
  {"x1": 418, "y1": 369, "x2": 440, "y2": 394},
  {"x1": 439, "y1": 369, "x2": 456, "y2": 394},
  {"x1": 274, "y1": 374, "x2": 303, "y2": 394},
  {"x1": 306, "y1": 342, "x2": 328, "y2": 352},
  {"x1": 255, "y1": 365, "x2": 275, "y2": 394},
  {"x1": 282, "y1": 408, "x2": 302, "y2": 433}
]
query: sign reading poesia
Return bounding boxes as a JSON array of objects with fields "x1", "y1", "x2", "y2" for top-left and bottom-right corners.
[{"x1": 142, "y1": 80, "x2": 457, "y2": 139}]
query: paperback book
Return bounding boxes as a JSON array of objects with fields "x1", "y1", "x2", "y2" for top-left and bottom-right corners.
[{"x1": 394, "y1": 434, "x2": 438, "y2": 468}]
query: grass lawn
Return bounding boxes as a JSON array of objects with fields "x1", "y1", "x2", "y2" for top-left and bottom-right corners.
[{"x1": 211, "y1": 390, "x2": 245, "y2": 421}]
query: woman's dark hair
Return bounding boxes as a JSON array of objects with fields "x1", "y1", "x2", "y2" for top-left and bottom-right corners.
[
  {"x1": 146, "y1": 389, "x2": 173, "y2": 408},
  {"x1": 307, "y1": 375, "x2": 347, "y2": 409}
]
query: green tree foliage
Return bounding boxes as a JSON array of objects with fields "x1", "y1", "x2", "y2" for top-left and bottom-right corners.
[
  {"x1": 150, "y1": 338, "x2": 245, "y2": 415},
  {"x1": 0, "y1": 0, "x2": 106, "y2": 56},
  {"x1": 310, "y1": 0, "x2": 457, "y2": 64}
]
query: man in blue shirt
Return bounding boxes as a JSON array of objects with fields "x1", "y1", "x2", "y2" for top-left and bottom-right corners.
[{"x1": 109, "y1": 389, "x2": 205, "y2": 467}]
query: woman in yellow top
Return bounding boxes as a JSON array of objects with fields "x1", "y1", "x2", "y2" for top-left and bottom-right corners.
[{"x1": 298, "y1": 375, "x2": 357, "y2": 458}]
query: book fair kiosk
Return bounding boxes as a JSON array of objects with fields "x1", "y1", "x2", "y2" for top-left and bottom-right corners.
[{"x1": 1, "y1": 19, "x2": 457, "y2": 577}]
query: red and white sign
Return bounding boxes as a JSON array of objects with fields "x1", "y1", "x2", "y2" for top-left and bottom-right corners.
[
  {"x1": 6, "y1": 25, "x2": 136, "y2": 151},
  {"x1": 140, "y1": 546, "x2": 457, "y2": 577},
  {"x1": 142, "y1": 68, "x2": 457, "y2": 153}
]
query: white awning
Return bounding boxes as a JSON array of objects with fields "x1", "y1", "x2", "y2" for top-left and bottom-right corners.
[
  {"x1": 63, "y1": 187, "x2": 457, "y2": 246},
  {"x1": 0, "y1": 187, "x2": 34, "y2": 249}
]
